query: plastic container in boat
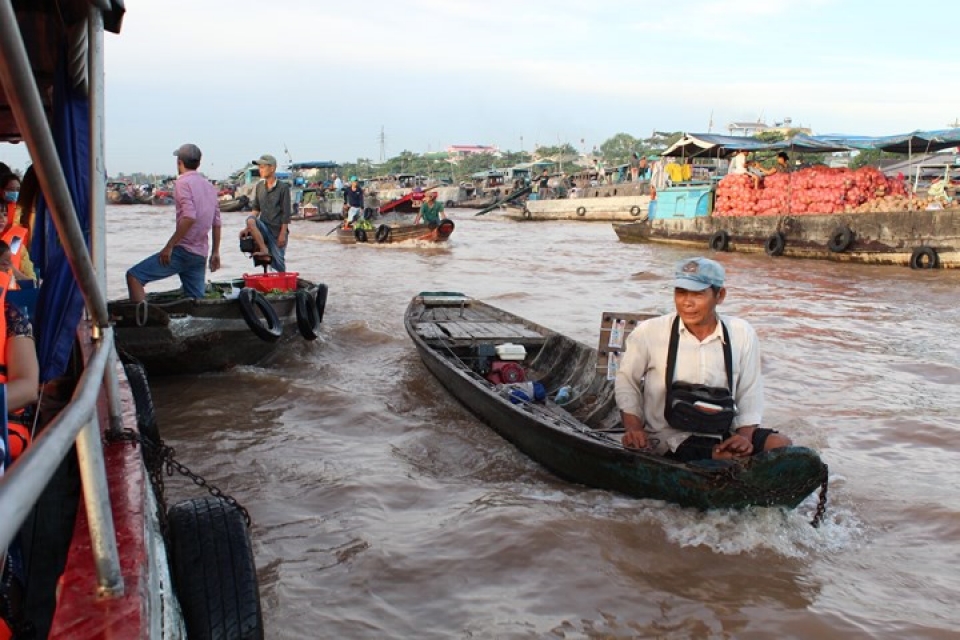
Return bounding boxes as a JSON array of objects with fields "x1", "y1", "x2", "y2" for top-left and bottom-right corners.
[{"x1": 495, "y1": 343, "x2": 527, "y2": 361}]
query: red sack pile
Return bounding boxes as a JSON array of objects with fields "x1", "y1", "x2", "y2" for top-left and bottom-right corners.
[{"x1": 715, "y1": 166, "x2": 909, "y2": 216}]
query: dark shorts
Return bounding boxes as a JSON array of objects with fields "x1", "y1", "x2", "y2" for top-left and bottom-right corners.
[{"x1": 667, "y1": 428, "x2": 778, "y2": 463}]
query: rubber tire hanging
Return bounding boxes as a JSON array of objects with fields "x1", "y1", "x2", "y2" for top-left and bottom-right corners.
[
  {"x1": 909, "y1": 246, "x2": 939, "y2": 269},
  {"x1": 375, "y1": 224, "x2": 391, "y2": 243},
  {"x1": 827, "y1": 225, "x2": 855, "y2": 253},
  {"x1": 764, "y1": 232, "x2": 786, "y2": 256},
  {"x1": 709, "y1": 230, "x2": 730, "y2": 252},
  {"x1": 167, "y1": 497, "x2": 264, "y2": 640},
  {"x1": 576, "y1": 207, "x2": 587, "y2": 216},
  {"x1": 354, "y1": 228, "x2": 367, "y2": 243},
  {"x1": 238, "y1": 288, "x2": 283, "y2": 342},
  {"x1": 437, "y1": 219, "x2": 456, "y2": 239},
  {"x1": 294, "y1": 289, "x2": 320, "y2": 340}
]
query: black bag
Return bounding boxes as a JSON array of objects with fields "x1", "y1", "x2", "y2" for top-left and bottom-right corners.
[{"x1": 663, "y1": 316, "x2": 737, "y2": 436}]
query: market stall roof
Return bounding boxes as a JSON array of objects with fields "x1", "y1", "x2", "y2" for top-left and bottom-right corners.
[
  {"x1": 662, "y1": 133, "x2": 851, "y2": 158},
  {"x1": 289, "y1": 161, "x2": 339, "y2": 170},
  {"x1": 1, "y1": 0, "x2": 126, "y2": 143},
  {"x1": 809, "y1": 128, "x2": 960, "y2": 154}
]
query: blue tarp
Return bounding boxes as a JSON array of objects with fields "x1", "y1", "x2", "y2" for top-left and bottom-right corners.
[
  {"x1": 663, "y1": 129, "x2": 960, "y2": 158},
  {"x1": 30, "y1": 45, "x2": 90, "y2": 383}
]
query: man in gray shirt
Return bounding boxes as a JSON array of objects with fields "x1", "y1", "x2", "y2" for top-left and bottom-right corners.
[{"x1": 242, "y1": 153, "x2": 291, "y2": 272}]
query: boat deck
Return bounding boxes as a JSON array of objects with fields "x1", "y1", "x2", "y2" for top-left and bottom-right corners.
[{"x1": 411, "y1": 297, "x2": 547, "y2": 346}]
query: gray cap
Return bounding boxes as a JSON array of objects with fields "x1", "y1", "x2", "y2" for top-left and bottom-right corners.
[
  {"x1": 254, "y1": 154, "x2": 277, "y2": 166},
  {"x1": 173, "y1": 143, "x2": 202, "y2": 163}
]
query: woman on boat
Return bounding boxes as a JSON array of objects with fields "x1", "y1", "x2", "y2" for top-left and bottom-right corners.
[{"x1": 614, "y1": 256, "x2": 792, "y2": 462}]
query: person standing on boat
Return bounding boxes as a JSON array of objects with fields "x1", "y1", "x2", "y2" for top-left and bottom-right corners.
[
  {"x1": 614, "y1": 257, "x2": 792, "y2": 462},
  {"x1": 343, "y1": 176, "x2": 364, "y2": 226},
  {"x1": 413, "y1": 191, "x2": 447, "y2": 228},
  {"x1": 243, "y1": 153, "x2": 291, "y2": 272},
  {"x1": 126, "y1": 144, "x2": 221, "y2": 302}
]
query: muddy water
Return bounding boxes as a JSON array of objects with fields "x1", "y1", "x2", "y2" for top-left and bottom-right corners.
[{"x1": 106, "y1": 205, "x2": 960, "y2": 639}]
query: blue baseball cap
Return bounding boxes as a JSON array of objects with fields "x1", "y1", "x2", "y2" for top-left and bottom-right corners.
[{"x1": 674, "y1": 257, "x2": 725, "y2": 291}]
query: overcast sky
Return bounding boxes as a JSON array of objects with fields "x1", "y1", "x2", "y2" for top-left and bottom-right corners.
[{"x1": 5, "y1": 0, "x2": 960, "y2": 179}]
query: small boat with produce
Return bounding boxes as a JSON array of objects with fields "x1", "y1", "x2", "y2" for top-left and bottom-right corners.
[
  {"x1": 614, "y1": 131, "x2": 960, "y2": 269},
  {"x1": 108, "y1": 274, "x2": 328, "y2": 376},
  {"x1": 405, "y1": 292, "x2": 828, "y2": 513},
  {"x1": 1, "y1": 3, "x2": 265, "y2": 637},
  {"x1": 336, "y1": 219, "x2": 455, "y2": 245}
]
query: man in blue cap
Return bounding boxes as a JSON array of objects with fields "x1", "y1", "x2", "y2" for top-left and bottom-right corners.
[
  {"x1": 342, "y1": 175, "x2": 364, "y2": 226},
  {"x1": 614, "y1": 257, "x2": 792, "y2": 462}
]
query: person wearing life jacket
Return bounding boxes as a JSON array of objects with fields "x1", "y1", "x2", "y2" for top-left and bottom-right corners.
[
  {"x1": 0, "y1": 244, "x2": 39, "y2": 463},
  {"x1": 0, "y1": 173, "x2": 32, "y2": 286}
]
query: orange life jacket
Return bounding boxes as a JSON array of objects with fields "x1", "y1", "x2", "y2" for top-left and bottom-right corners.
[
  {"x1": 0, "y1": 269, "x2": 29, "y2": 462},
  {"x1": 1, "y1": 211, "x2": 29, "y2": 273}
]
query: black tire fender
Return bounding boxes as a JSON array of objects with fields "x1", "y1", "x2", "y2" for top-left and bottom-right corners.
[
  {"x1": 629, "y1": 205, "x2": 642, "y2": 216},
  {"x1": 576, "y1": 206, "x2": 587, "y2": 217},
  {"x1": 764, "y1": 232, "x2": 786, "y2": 257},
  {"x1": 436, "y1": 219, "x2": 456, "y2": 239},
  {"x1": 121, "y1": 361, "x2": 161, "y2": 448},
  {"x1": 363, "y1": 207, "x2": 374, "y2": 219},
  {"x1": 827, "y1": 225, "x2": 855, "y2": 253},
  {"x1": 375, "y1": 224, "x2": 391, "y2": 243},
  {"x1": 709, "y1": 230, "x2": 730, "y2": 252},
  {"x1": 523, "y1": 208, "x2": 532, "y2": 219},
  {"x1": 167, "y1": 497, "x2": 264, "y2": 640},
  {"x1": 909, "y1": 246, "x2": 939, "y2": 269},
  {"x1": 314, "y1": 283, "x2": 328, "y2": 324},
  {"x1": 294, "y1": 289, "x2": 320, "y2": 340},
  {"x1": 354, "y1": 228, "x2": 368, "y2": 243},
  {"x1": 238, "y1": 288, "x2": 283, "y2": 342},
  {"x1": 445, "y1": 200, "x2": 455, "y2": 208}
]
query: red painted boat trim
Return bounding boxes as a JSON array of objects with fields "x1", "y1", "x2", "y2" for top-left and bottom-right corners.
[
  {"x1": 48, "y1": 337, "x2": 151, "y2": 639},
  {"x1": 379, "y1": 186, "x2": 438, "y2": 214}
]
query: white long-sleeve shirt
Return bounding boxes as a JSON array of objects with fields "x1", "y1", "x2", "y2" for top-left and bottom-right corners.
[{"x1": 614, "y1": 312, "x2": 764, "y2": 454}]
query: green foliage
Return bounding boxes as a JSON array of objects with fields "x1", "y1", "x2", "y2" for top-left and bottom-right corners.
[
  {"x1": 600, "y1": 133, "x2": 640, "y2": 165},
  {"x1": 849, "y1": 149, "x2": 895, "y2": 169}
]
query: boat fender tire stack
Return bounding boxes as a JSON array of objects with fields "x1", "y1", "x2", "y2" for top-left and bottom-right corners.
[
  {"x1": 709, "y1": 230, "x2": 730, "y2": 252},
  {"x1": 167, "y1": 497, "x2": 265, "y2": 640},
  {"x1": 238, "y1": 287, "x2": 283, "y2": 342},
  {"x1": 437, "y1": 219, "x2": 456, "y2": 239},
  {"x1": 764, "y1": 232, "x2": 786, "y2": 257},
  {"x1": 375, "y1": 224, "x2": 391, "y2": 243},
  {"x1": 354, "y1": 228, "x2": 367, "y2": 243},
  {"x1": 909, "y1": 246, "x2": 939, "y2": 269},
  {"x1": 629, "y1": 205, "x2": 642, "y2": 216},
  {"x1": 294, "y1": 289, "x2": 320, "y2": 340},
  {"x1": 314, "y1": 283, "x2": 328, "y2": 323},
  {"x1": 576, "y1": 206, "x2": 587, "y2": 217},
  {"x1": 827, "y1": 225, "x2": 855, "y2": 253}
]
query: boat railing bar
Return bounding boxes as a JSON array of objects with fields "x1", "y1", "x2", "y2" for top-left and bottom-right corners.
[{"x1": 0, "y1": 327, "x2": 124, "y2": 596}]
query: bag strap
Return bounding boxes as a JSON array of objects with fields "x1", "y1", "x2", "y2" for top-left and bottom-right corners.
[{"x1": 665, "y1": 315, "x2": 733, "y2": 392}]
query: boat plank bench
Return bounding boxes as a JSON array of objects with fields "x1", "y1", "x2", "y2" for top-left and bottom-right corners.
[{"x1": 414, "y1": 321, "x2": 546, "y2": 344}]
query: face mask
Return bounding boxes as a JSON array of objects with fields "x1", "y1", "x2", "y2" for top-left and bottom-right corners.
[{"x1": 3, "y1": 191, "x2": 18, "y2": 203}]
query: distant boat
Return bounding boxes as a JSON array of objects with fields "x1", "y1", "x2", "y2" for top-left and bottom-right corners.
[{"x1": 336, "y1": 219, "x2": 455, "y2": 245}]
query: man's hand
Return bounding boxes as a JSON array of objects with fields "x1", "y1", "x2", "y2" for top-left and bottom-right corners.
[
  {"x1": 159, "y1": 244, "x2": 173, "y2": 266},
  {"x1": 209, "y1": 252, "x2": 220, "y2": 272},
  {"x1": 277, "y1": 231, "x2": 287, "y2": 248},
  {"x1": 713, "y1": 433, "x2": 753, "y2": 459},
  {"x1": 620, "y1": 412, "x2": 649, "y2": 450}
]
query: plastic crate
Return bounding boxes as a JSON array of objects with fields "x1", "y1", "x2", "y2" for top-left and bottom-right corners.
[{"x1": 242, "y1": 271, "x2": 299, "y2": 293}]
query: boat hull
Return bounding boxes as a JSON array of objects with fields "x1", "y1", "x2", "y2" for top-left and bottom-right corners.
[
  {"x1": 614, "y1": 209, "x2": 960, "y2": 268},
  {"x1": 336, "y1": 222, "x2": 454, "y2": 245},
  {"x1": 507, "y1": 182, "x2": 651, "y2": 222},
  {"x1": 405, "y1": 294, "x2": 826, "y2": 510},
  {"x1": 108, "y1": 280, "x2": 321, "y2": 375}
]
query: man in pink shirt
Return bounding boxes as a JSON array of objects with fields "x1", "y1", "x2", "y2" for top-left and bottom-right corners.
[{"x1": 126, "y1": 143, "x2": 221, "y2": 301}]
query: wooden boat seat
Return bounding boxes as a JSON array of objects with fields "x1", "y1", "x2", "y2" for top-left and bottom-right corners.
[
  {"x1": 595, "y1": 311, "x2": 656, "y2": 378},
  {"x1": 414, "y1": 320, "x2": 546, "y2": 346}
]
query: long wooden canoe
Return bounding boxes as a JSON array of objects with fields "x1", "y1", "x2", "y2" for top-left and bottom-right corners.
[{"x1": 405, "y1": 292, "x2": 828, "y2": 513}]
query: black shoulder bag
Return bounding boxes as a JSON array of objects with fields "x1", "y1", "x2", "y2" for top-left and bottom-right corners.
[{"x1": 663, "y1": 316, "x2": 738, "y2": 436}]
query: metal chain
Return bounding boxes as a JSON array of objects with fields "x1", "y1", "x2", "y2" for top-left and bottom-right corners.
[
  {"x1": 810, "y1": 463, "x2": 829, "y2": 528},
  {"x1": 106, "y1": 428, "x2": 252, "y2": 528}
]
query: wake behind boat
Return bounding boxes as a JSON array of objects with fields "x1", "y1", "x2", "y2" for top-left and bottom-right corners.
[
  {"x1": 108, "y1": 276, "x2": 328, "y2": 376},
  {"x1": 405, "y1": 292, "x2": 828, "y2": 515}
]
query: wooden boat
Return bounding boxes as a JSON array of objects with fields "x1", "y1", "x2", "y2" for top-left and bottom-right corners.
[
  {"x1": 502, "y1": 182, "x2": 651, "y2": 222},
  {"x1": 336, "y1": 219, "x2": 455, "y2": 245},
  {"x1": 217, "y1": 194, "x2": 249, "y2": 212},
  {"x1": 405, "y1": 292, "x2": 829, "y2": 513},
  {"x1": 1, "y1": 3, "x2": 266, "y2": 638},
  {"x1": 108, "y1": 277, "x2": 328, "y2": 376}
]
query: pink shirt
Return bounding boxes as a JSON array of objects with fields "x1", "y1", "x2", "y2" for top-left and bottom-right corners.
[{"x1": 175, "y1": 170, "x2": 221, "y2": 257}]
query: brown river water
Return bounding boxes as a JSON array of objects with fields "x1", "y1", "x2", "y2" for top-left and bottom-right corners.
[{"x1": 104, "y1": 205, "x2": 960, "y2": 639}]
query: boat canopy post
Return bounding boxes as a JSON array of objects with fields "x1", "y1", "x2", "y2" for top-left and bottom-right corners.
[
  {"x1": 0, "y1": 0, "x2": 110, "y2": 329},
  {"x1": 86, "y1": 5, "x2": 124, "y2": 430}
]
